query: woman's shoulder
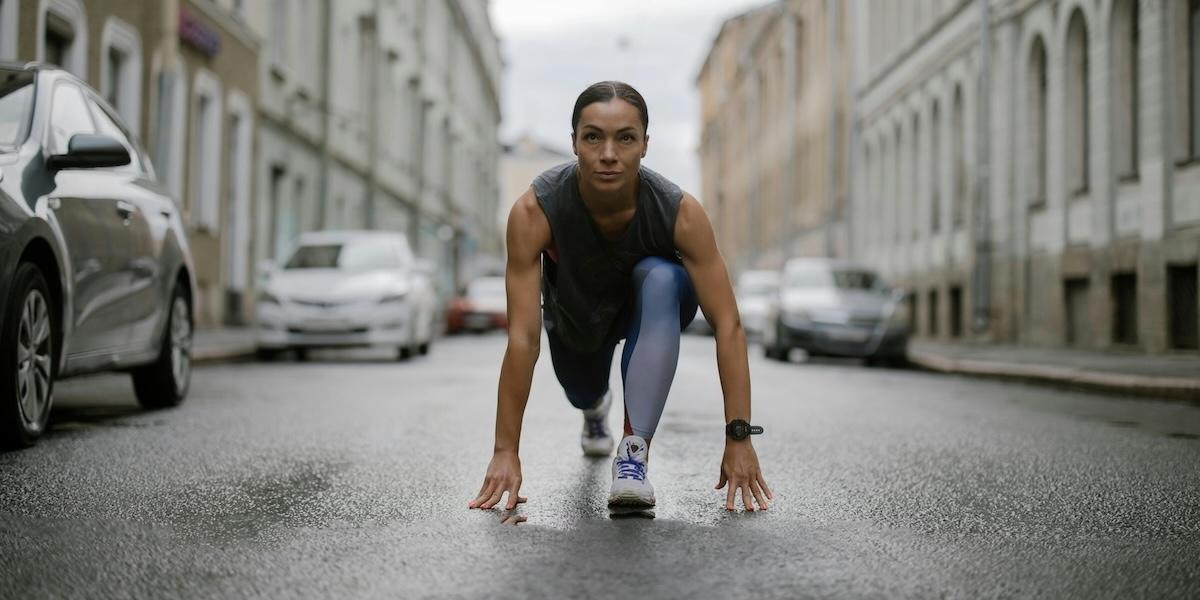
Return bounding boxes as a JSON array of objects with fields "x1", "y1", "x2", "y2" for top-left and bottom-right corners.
[
  {"x1": 638, "y1": 165, "x2": 683, "y2": 204},
  {"x1": 531, "y1": 162, "x2": 577, "y2": 200}
]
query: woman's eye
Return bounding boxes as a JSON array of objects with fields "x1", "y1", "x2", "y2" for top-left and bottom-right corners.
[
  {"x1": 585, "y1": 133, "x2": 599, "y2": 142},
  {"x1": 621, "y1": 135, "x2": 634, "y2": 143}
]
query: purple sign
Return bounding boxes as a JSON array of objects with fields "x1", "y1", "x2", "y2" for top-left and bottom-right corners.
[{"x1": 179, "y1": 9, "x2": 220, "y2": 58}]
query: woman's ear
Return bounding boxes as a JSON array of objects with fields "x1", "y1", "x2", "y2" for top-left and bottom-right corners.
[
  {"x1": 570, "y1": 132, "x2": 578, "y2": 156},
  {"x1": 641, "y1": 134, "x2": 649, "y2": 158}
]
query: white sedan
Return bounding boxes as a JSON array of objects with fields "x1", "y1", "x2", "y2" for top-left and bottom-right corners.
[{"x1": 255, "y1": 231, "x2": 438, "y2": 361}]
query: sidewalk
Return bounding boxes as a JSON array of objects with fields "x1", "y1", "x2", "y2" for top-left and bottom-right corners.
[
  {"x1": 908, "y1": 340, "x2": 1200, "y2": 402},
  {"x1": 193, "y1": 327, "x2": 257, "y2": 364}
]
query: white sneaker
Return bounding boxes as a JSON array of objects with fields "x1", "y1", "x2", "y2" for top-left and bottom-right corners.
[
  {"x1": 608, "y1": 435, "x2": 655, "y2": 507},
  {"x1": 580, "y1": 389, "x2": 614, "y2": 457}
]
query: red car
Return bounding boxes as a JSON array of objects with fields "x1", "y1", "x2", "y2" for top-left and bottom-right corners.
[{"x1": 446, "y1": 276, "x2": 508, "y2": 334}]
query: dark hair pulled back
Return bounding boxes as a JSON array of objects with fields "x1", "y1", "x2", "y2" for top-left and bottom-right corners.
[{"x1": 571, "y1": 81, "x2": 649, "y2": 135}]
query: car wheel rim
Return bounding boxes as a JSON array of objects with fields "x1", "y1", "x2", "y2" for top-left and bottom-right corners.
[
  {"x1": 16, "y1": 289, "x2": 52, "y2": 429},
  {"x1": 170, "y1": 297, "x2": 192, "y2": 389}
]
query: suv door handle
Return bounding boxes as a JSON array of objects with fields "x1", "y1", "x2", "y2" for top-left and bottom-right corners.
[{"x1": 116, "y1": 200, "x2": 138, "y2": 217}]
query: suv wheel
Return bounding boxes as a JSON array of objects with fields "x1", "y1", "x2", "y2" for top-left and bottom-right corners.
[
  {"x1": 132, "y1": 285, "x2": 192, "y2": 408},
  {"x1": 1, "y1": 263, "x2": 57, "y2": 448}
]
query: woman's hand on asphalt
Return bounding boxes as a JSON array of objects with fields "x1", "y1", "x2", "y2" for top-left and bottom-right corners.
[
  {"x1": 469, "y1": 450, "x2": 527, "y2": 510},
  {"x1": 716, "y1": 440, "x2": 772, "y2": 511}
]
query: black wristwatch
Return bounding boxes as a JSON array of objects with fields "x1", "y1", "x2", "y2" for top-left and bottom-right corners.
[{"x1": 726, "y1": 419, "x2": 763, "y2": 441}]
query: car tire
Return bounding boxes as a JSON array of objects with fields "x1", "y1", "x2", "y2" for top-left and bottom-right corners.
[
  {"x1": 418, "y1": 341, "x2": 430, "y2": 356},
  {"x1": 397, "y1": 345, "x2": 413, "y2": 361},
  {"x1": 764, "y1": 323, "x2": 788, "y2": 361},
  {"x1": 1, "y1": 263, "x2": 57, "y2": 449},
  {"x1": 255, "y1": 347, "x2": 281, "y2": 361},
  {"x1": 132, "y1": 283, "x2": 192, "y2": 409},
  {"x1": 294, "y1": 348, "x2": 309, "y2": 362}
]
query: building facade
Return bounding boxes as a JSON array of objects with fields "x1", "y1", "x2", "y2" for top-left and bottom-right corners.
[
  {"x1": 849, "y1": 0, "x2": 1200, "y2": 353},
  {"x1": 496, "y1": 133, "x2": 572, "y2": 255},
  {"x1": 241, "y1": 0, "x2": 503, "y2": 301},
  {"x1": 696, "y1": 0, "x2": 851, "y2": 272},
  {"x1": 3, "y1": 0, "x2": 260, "y2": 328}
]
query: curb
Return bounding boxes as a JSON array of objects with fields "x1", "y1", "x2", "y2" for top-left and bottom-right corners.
[{"x1": 907, "y1": 350, "x2": 1200, "y2": 403}]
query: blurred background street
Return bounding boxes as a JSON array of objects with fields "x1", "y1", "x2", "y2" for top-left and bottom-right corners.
[{"x1": 3, "y1": 0, "x2": 1200, "y2": 597}]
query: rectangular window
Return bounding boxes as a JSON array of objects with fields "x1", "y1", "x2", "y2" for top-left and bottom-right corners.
[
  {"x1": 1191, "y1": 0, "x2": 1200, "y2": 157},
  {"x1": 949, "y1": 285, "x2": 963, "y2": 338},
  {"x1": 106, "y1": 46, "x2": 125, "y2": 109},
  {"x1": 271, "y1": 0, "x2": 288, "y2": 68},
  {"x1": 1064, "y1": 278, "x2": 1091, "y2": 347},
  {"x1": 928, "y1": 289, "x2": 939, "y2": 337},
  {"x1": 190, "y1": 94, "x2": 211, "y2": 227},
  {"x1": 1168, "y1": 264, "x2": 1198, "y2": 350},
  {"x1": 1111, "y1": 273, "x2": 1138, "y2": 345},
  {"x1": 44, "y1": 21, "x2": 71, "y2": 68}
]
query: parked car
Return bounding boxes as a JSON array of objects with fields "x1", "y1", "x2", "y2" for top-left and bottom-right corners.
[
  {"x1": 445, "y1": 276, "x2": 507, "y2": 334},
  {"x1": 0, "y1": 63, "x2": 196, "y2": 448},
  {"x1": 761, "y1": 258, "x2": 909, "y2": 364},
  {"x1": 735, "y1": 269, "x2": 780, "y2": 340},
  {"x1": 255, "y1": 230, "x2": 438, "y2": 360}
]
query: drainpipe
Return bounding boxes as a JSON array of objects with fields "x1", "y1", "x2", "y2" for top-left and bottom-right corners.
[
  {"x1": 824, "y1": 0, "x2": 840, "y2": 258},
  {"x1": 152, "y1": 0, "x2": 180, "y2": 187},
  {"x1": 363, "y1": 1, "x2": 381, "y2": 229},
  {"x1": 972, "y1": 0, "x2": 993, "y2": 335}
]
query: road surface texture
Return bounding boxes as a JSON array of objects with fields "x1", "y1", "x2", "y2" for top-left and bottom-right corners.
[{"x1": 2, "y1": 334, "x2": 1198, "y2": 598}]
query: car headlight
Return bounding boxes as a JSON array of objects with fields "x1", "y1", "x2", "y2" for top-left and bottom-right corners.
[
  {"x1": 781, "y1": 308, "x2": 811, "y2": 328},
  {"x1": 258, "y1": 290, "x2": 282, "y2": 305}
]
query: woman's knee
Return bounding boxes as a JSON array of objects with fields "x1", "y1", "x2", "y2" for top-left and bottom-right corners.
[{"x1": 632, "y1": 257, "x2": 688, "y2": 295}]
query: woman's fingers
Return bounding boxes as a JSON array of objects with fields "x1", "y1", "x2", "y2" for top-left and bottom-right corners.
[
  {"x1": 757, "y1": 473, "x2": 773, "y2": 499},
  {"x1": 725, "y1": 481, "x2": 736, "y2": 510},
  {"x1": 751, "y1": 480, "x2": 769, "y2": 511},
  {"x1": 469, "y1": 481, "x2": 496, "y2": 509},
  {"x1": 741, "y1": 483, "x2": 756, "y2": 511}
]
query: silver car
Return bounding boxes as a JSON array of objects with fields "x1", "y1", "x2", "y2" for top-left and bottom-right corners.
[
  {"x1": 736, "y1": 270, "x2": 780, "y2": 340},
  {"x1": 1, "y1": 64, "x2": 195, "y2": 449},
  {"x1": 762, "y1": 259, "x2": 909, "y2": 365},
  {"x1": 255, "y1": 231, "x2": 438, "y2": 361}
]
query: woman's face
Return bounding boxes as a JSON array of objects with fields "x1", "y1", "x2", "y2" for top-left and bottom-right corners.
[{"x1": 572, "y1": 99, "x2": 648, "y2": 194}]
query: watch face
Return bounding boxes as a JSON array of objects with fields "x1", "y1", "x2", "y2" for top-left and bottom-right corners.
[{"x1": 730, "y1": 422, "x2": 748, "y2": 439}]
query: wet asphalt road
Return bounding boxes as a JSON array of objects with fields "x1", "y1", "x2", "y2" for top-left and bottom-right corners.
[{"x1": 2, "y1": 333, "x2": 1199, "y2": 599}]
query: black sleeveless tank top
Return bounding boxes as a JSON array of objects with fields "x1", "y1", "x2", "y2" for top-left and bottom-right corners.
[{"x1": 532, "y1": 162, "x2": 683, "y2": 353}]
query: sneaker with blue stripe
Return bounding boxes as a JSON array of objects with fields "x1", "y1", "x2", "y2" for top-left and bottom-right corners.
[{"x1": 608, "y1": 435, "x2": 655, "y2": 507}]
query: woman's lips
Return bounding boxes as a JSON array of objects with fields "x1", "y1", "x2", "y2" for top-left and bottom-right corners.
[{"x1": 595, "y1": 171, "x2": 622, "y2": 180}]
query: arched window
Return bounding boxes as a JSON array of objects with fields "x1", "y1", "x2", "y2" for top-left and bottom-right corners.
[
  {"x1": 952, "y1": 87, "x2": 966, "y2": 228},
  {"x1": 38, "y1": 0, "x2": 88, "y2": 78},
  {"x1": 1112, "y1": 0, "x2": 1139, "y2": 177},
  {"x1": 100, "y1": 17, "x2": 143, "y2": 137},
  {"x1": 1065, "y1": 10, "x2": 1090, "y2": 194},
  {"x1": 931, "y1": 100, "x2": 941, "y2": 232},
  {"x1": 1027, "y1": 38, "x2": 1048, "y2": 205}
]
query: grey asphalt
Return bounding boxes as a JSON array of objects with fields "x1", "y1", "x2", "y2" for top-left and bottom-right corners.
[{"x1": 2, "y1": 334, "x2": 1199, "y2": 599}]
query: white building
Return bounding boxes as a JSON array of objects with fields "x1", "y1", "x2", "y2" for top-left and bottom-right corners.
[
  {"x1": 242, "y1": 0, "x2": 502, "y2": 298},
  {"x1": 850, "y1": 0, "x2": 1200, "y2": 353}
]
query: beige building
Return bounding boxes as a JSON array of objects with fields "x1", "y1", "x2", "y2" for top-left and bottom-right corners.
[
  {"x1": 696, "y1": 0, "x2": 851, "y2": 272},
  {"x1": 849, "y1": 0, "x2": 1200, "y2": 353},
  {"x1": 3, "y1": 0, "x2": 260, "y2": 327},
  {"x1": 496, "y1": 133, "x2": 572, "y2": 252}
]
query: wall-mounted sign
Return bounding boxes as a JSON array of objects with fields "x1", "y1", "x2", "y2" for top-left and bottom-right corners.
[{"x1": 179, "y1": 8, "x2": 220, "y2": 58}]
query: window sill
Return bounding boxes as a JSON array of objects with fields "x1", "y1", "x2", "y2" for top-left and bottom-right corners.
[
  {"x1": 269, "y1": 63, "x2": 287, "y2": 83},
  {"x1": 1070, "y1": 186, "x2": 1089, "y2": 199},
  {"x1": 1117, "y1": 172, "x2": 1140, "y2": 184},
  {"x1": 1028, "y1": 197, "x2": 1047, "y2": 210},
  {"x1": 1176, "y1": 156, "x2": 1200, "y2": 169}
]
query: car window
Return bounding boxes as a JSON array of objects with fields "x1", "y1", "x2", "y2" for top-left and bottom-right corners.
[
  {"x1": 0, "y1": 69, "x2": 35, "y2": 148},
  {"x1": 86, "y1": 98, "x2": 142, "y2": 175},
  {"x1": 48, "y1": 83, "x2": 96, "y2": 155},
  {"x1": 285, "y1": 239, "x2": 404, "y2": 270},
  {"x1": 784, "y1": 266, "x2": 833, "y2": 289}
]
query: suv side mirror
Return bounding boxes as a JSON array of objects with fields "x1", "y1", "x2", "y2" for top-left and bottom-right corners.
[{"x1": 47, "y1": 134, "x2": 131, "y2": 170}]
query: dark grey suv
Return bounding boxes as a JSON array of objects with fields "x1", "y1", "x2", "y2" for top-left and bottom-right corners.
[{"x1": 0, "y1": 64, "x2": 196, "y2": 448}]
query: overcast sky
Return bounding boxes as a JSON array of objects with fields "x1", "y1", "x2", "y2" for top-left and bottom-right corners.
[{"x1": 489, "y1": 0, "x2": 767, "y2": 197}]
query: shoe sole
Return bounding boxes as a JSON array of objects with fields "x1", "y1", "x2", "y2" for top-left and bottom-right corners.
[{"x1": 607, "y1": 491, "x2": 656, "y2": 507}]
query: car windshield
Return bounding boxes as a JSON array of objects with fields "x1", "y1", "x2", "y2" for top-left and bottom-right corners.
[
  {"x1": 284, "y1": 239, "x2": 406, "y2": 271},
  {"x1": 784, "y1": 266, "x2": 886, "y2": 292},
  {"x1": 0, "y1": 69, "x2": 35, "y2": 148},
  {"x1": 467, "y1": 278, "x2": 506, "y2": 299}
]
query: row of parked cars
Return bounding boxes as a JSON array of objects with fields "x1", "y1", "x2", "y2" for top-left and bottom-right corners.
[{"x1": 695, "y1": 258, "x2": 910, "y2": 365}]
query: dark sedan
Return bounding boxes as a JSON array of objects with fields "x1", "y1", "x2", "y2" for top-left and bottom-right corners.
[
  {"x1": 762, "y1": 258, "x2": 909, "y2": 365},
  {"x1": 0, "y1": 63, "x2": 196, "y2": 448}
]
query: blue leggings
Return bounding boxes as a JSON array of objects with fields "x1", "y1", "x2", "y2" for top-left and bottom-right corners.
[{"x1": 547, "y1": 257, "x2": 699, "y2": 439}]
